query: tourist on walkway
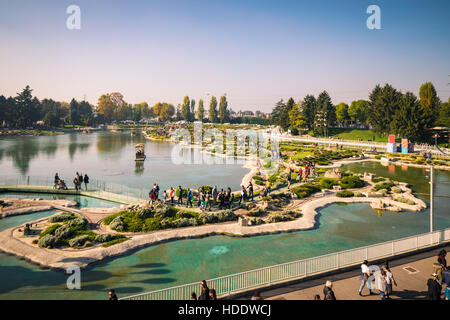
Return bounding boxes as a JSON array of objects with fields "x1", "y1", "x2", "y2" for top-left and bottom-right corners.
[
  {"x1": 198, "y1": 280, "x2": 210, "y2": 300},
  {"x1": 438, "y1": 249, "x2": 447, "y2": 270},
  {"x1": 54, "y1": 173, "x2": 60, "y2": 188},
  {"x1": 177, "y1": 186, "x2": 183, "y2": 205},
  {"x1": 169, "y1": 187, "x2": 175, "y2": 205},
  {"x1": 251, "y1": 292, "x2": 263, "y2": 300},
  {"x1": 163, "y1": 190, "x2": 168, "y2": 202},
  {"x1": 191, "y1": 292, "x2": 197, "y2": 300},
  {"x1": 266, "y1": 180, "x2": 271, "y2": 194},
  {"x1": 286, "y1": 169, "x2": 292, "y2": 190},
  {"x1": 83, "y1": 174, "x2": 89, "y2": 191},
  {"x1": 377, "y1": 269, "x2": 388, "y2": 300},
  {"x1": 383, "y1": 263, "x2": 397, "y2": 299},
  {"x1": 186, "y1": 188, "x2": 193, "y2": 208},
  {"x1": 108, "y1": 289, "x2": 118, "y2": 301},
  {"x1": 248, "y1": 182, "x2": 254, "y2": 201},
  {"x1": 358, "y1": 260, "x2": 374, "y2": 296},
  {"x1": 209, "y1": 289, "x2": 217, "y2": 300},
  {"x1": 73, "y1": 177, "x2": 79, "y2": 191},
  {"x1": 427, "y1": 273, "x2": 442, "y2": 300},
  {"x1": 149, "y1": 189, "x2": 156, "y2": 204},
  {"x1": 313, "y1": 294, "x2": 321, "y2": 300},
  {"x1": 206, "y1": 191, "x2": 212, "y2": 211},
  {"x1": 239, "y1": 185, "x2": 247, "y2": 204},
  {"x1": 197, "y1": 187, "x2": 203, "y2": 207},
  {"x1": 298, "y1": 168, "x2": 302, "y2": 182},
  {"x1": 212, "y1": 186, "x2": 218, "y2": 205},
  {"x1": 323, "y1": 280, "x2": 336, "y2": 300}
]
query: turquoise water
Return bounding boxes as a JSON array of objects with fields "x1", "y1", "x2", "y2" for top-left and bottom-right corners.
[{"x1": 0, "y1": 162, "x2": 448, "y2": 299}]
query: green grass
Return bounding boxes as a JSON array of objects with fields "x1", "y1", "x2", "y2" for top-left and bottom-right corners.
[
  {"x1": 102, "y1": 238, "x2": 130, "y2": 248},
  {"x1": 327, "y1": 128, "x2": 392, "y2": 142}
]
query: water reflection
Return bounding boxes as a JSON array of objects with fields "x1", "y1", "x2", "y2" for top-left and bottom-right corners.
[{"x1": 4, "y1": 138, "x2": 41, "y2": 175}]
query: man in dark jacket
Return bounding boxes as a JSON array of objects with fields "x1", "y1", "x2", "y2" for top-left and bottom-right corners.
[
  {"x1": 427, "y1": 273, "x2": 442, "y2": 300},
  {"x1": 323, "y1": 280, "x2": 336, "y2": 300}
]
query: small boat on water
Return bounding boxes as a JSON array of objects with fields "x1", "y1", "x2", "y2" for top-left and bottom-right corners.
[{"x1": 135, "y1": 143, "x2": 146, "y2": 161}]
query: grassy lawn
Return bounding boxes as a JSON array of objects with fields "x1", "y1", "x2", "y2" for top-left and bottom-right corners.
[{"x1": 326, "y1": 128, "x2": 390, "y2": 142}]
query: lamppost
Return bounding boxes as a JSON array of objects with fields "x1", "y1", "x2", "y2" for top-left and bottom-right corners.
[{"x1": 429, "y1": 166, "x2": 434, "y2": 233}]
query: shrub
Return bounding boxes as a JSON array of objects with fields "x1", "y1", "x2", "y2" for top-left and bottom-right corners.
[
  {"x1": 48, "y1": 213, "x2": 75, "y2": 223},
  {"x1": 353, "y1": 192, "x2": 366, "y2": 197},
  {"x1": 198, "y1": 212, "x2": 219, "y2": 224},
  {"x1": 67, "y1": 217, "x2": 88, "y2": 229},
  {"x1": 373, "y1": 181, "x2": 395, "y2": 191},
  {"x1": 336, "y1": 190, "x2": 354, "y2": 197},
  {"x1": 394, "y1": 197, "x2": 415, "y2": 205},
  {"x1": 94, "y1": 233, "x2": 113, "y2": 243},
  {"x1": 39, "y1": 224, "x2": 61, "y2": 238},
  {"x1": 340, "y1": 176, "x2": 364, "y2": 189},
  {"x1": 136, "y1": 207, "x2": 153, "y2": 219},
  {"x1": 372, "y1": 177, "x2": 386, "y2": 183},
  {"x1": 176, "y1": 211, "x2": 194, "y2": 219},
  {"x1": 54, "y1": 225, "x2": 73, "y2": 239},
  {"x1": 292, "y1": 183, "x2": 321, "y2": 199},
  {"x1": 38, "y1": 234, "x2": 56, "y2": 248},
  {"x1": 267, "y1": 214, "x2": 291, "y2": 223},
  {"x1": 215, "y1": 210, "x2": 237, "y2": 222},
  {"x1": 246, "y1": 208, "x2": 266, "y2": 217},
  {"x1": 69, "y1": 235, "x2": 90, "y2": 248},
  {"x1": 320, "y1": 178, "x2": 339, "y2": 189},
  {"x1": 173, "y1": 218, "x2": 198, "y2": 228},
  {"x1": 160, "y1": 218, "x2": 175, "y2": 229},
  {"x1": 391, "y1": 186, "x2": 402, "y2": 193},
  {"x1": 153, "y1": 204, "x2": 170, "y2": 219},
  {"x1": 199, "y1": 185, "x2": 212, "y2": 193},
  {"x1": 110, "y1": 216, "x2": 126, "y2": 232},
  {"x1": 248, "y1": 218, "x2": 265, "y2": 225}
]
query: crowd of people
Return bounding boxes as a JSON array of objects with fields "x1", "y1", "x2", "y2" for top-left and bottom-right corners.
[
  {"x1": 53, "y1": 172, "x2": 89, "y2": 191},
  {"x1": 148, "y1": 182, "x2": 257, "y2": 211}
]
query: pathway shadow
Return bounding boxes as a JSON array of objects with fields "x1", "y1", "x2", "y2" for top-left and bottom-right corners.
[
  {"x1": 81, "y1": 284, "x2": 107, "y2": 292},
  {"x1": 115, "y1": 286, "x2": 145, "y2": 294},
  {"x1": 394, "y1": 289, "x2": 427, "y2": 300}
]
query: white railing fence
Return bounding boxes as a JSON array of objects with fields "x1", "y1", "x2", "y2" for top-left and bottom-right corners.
[
  {"x1": 120, "y1": 228, "x2": 450, "y2": 300},
  {"x1": 0, "y1": 175, "x2": 147, "y2": 202}
]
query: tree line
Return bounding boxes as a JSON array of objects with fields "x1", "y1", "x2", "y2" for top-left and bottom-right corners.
[{"x1": 271, "y1": 82, "x2": 450, "y2": 142}]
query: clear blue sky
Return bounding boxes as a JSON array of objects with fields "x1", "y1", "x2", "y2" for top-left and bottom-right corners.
[{"x1": 0, "y1": 0, "x2": 449, "y2": 112}]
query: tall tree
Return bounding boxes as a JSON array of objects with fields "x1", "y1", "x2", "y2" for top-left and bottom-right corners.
[
  {"x1": 314, "y1": 91, "x2": 335, "y2": 136},
  {"x1": 218, "y1": 95, "x2": 229, "y2": 123},
  {"x1": 97, "y1": 94, "x2": 115, "y2": 123},
  {"x1": 271, "y1": 99, "x2": 290, "y2": 131},
  {"x1": 419, "y1": 82, "x2": 441, "y2": 129},
  {"x1": 68, "y1": 98, "x2": 80, "y2": 125},
  {"x1": 367, "y1": 84, "x2": 402, "y2": 134},
  {"x1": 208, "y1": 96, "x2": 218, "y2": 123},
  {"x1": 14, "y1": 86, "x2": 41, "y2": 127},
  {"x1": 391, "y1": 92, "x2": 428, "y2": 141},
  {"x1": 437, "y1": 98, "x2": 450, "y2": 128},
  {"x1": 181, "y1": 96, "x2": 191, "y2": 121},
  {"x1": 197, "y1": 99, "x2": 204, "y2": 121},
  {"x1": 348, "y1": 100, "x2": 368, "y2": 124},
  {"x1": 300, "y1": 95, "x2": 316, "y2": 130},
  {"x1": 288, "y1": 103, "x2": 305, "y2": 130},
  {"x1": 190, "y1": 99, "x2": 196, "y2": 121},
  {"x1": 335, "y1": 102, "x2": 349, "y2": 126}
]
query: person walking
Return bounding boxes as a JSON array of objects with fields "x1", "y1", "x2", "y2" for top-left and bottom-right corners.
[
  {"x1": 359, "y1": 260, "x2": 374, "y2": 296},
  {"x1": 265, "y1": 180, "x2": 271, "y2": 194},
  {"x1": 297, "y1": 168, "x2": 302, "y2": 182},
  {"x1": 286, "y1": 169, "x2": 292, "y2": 190},
  {"x1": 323, "y1": 280, "x2": 336, "y2": 300},
  {"x1": 73, "y1": 177, "x2": 79, "y2": 191},
  {"x1": 427, "y1": 273, "x2": 442, "y2": 300},
  {"x1": 377, "y1": 269, "x2": 388, "y2": 300},
  {"x1": 108, "y1": 289, "x2": 118, "y2": 301},
  {"x1": 209, "y1": 289, "x2": 217, "y2": 300},
  {"x1": 169, "y1": 187, "x2": 175, "y2": 205},
  {"x1": 177, "y1": 186, "x2": 183, "y2": 205},
  {"x1": 54, "y1": 173, "x2": 60, "y2": 189},
  {"x1": 248, "y1": 182, "x2": 254, "y2": 201},
  {"x1": 383, "y1": 264, "x2": 397, "y2": 299},
  {"x1": 198, "y1": 280, "x2": 210, "y2": 300},
  {"x1": 212, "y1": 186, "x2": 218, "y2": 206},
  {"x1": 206, "y1": 191, "x2": 212, "y2": 211},
  {"x1": 83, "y1": 174, "x2": 89, "y2": 191},
  {"x1": 186, "y1": 188, "x2": 193, "y2": 208}
]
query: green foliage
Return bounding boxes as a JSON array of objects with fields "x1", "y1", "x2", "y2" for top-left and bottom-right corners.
[
  {"x1": 367, "y1": 83, "x2": 402, "y2": 134},
  {"x1": 319, "y1": 177, "x2": 339, "y2": 189},
  {"x1": 339, "y1": 176, "x2": 364, "y2": 189},
  {"x1": 336, "y1": 190, "x2": 354, "y2": 197},
  {"x1": 38, "y1": 234, "x2": 56, "y2": 248},
  {"x1": 291, "y1": 183, "x2": 321, "y2": 199},
  {"x1": 39, "y1": 224, "x2": 61, "y2": 238},
  {"x1": 373, "y1": 181, "x2": 396, "y2": 191},
  {"x1": 48, "y1": 213, "x2": 75, "y2": 223},
  {"x1": 267, "y1": 214, "x2": 291, "y2": 223},
  {"x1": 372, "y1": 177, "x2": 386, "y2": 183},
  {"x1": 67, "y1": 217, "x2": 88, "y2": 229},
  {"x1": 68, "y1": 235, "x2": 90, "y2": 248}
]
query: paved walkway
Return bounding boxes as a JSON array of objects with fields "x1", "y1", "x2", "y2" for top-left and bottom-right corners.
[{"x1": 246, "y1": 247, "x2": 449, "y2": 300}]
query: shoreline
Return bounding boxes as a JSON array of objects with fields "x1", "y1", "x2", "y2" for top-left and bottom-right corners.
[{"x1": 0, "y1": 180, "x2": 427, "y2": 270}]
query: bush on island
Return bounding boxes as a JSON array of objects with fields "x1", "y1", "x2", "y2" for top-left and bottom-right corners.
[
  {"x1": 39, "y1": 223, "x2": 61, "y2": 238},
  {"x1": 69, "y1": 235, "x2": 90, "y2": 248},
  {"x1": 336, "y1": 190, "x2": 354, "y2": 197},
  {"x1": 267, "y1": 214, "x2": 291, "y2": 223},
  {"x1": 54, "y1": 225, "x2": 73, "y2": 239},
  {"x1": 94, "y1": 233, "x2": 113, "y2": 243},
  {"x1": 67, "y1": 217, "x2": 88, "y2": 229},
  {"x1": 49, "y1": 213, "x2": 75, "y2": 223},
  {"x1": 339, "y1": 176, "x2": 364, "y2": 189},
  {"x1": 176, "y1": 211, "x2": 194, "y2": 219},
  {"x1": 38, "y1": 234, "x2": 56, "y2": 248},
  {"x1": 110, "y1": 216, "x2": 126, "y2": 232}
]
